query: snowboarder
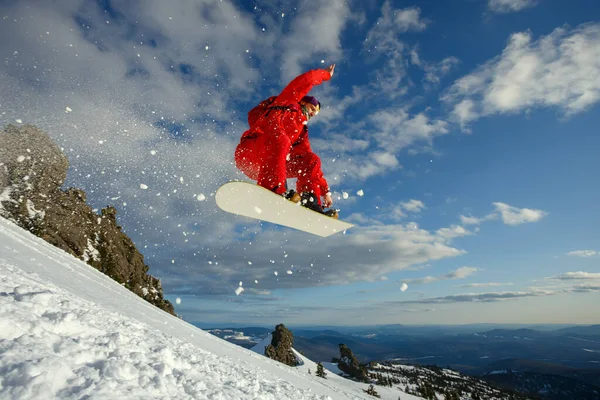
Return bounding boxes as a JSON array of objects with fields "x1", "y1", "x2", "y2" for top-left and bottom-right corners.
[{"x1": 234, "y1": 64, "x2": 337, "y2": 217}]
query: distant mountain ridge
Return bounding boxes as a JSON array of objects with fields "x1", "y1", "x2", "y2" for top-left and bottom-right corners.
[{"x1": 209, "y1": 324, "x2": 600, "y2": 399}]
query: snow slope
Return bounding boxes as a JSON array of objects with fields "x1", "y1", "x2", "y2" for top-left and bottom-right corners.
[{"x1": 0, "y1": 217, "x2": 422, "y2": 400}]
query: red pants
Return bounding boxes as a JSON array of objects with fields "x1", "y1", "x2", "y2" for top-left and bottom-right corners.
[{"x1": 235, "y1": 133, "x2": 324, "y2": 204}]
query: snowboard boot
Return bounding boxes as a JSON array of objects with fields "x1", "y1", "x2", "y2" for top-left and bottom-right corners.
[
  {"x1": 284, "y1": 189, "x2": 302, "y2": 203},
  {"x1": 299, "y1": 192, "x2": 324, "y2": 213},
  {"x1": 323, "y1": 209, "x2": 339, "y2": 219}
]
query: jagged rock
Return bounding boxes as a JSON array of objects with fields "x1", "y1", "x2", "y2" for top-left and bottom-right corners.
[
  {"x1": 0, "y1": 124, "x2": 174, "y2": 315},
  {"x1": 335, "y1": 343, "x2": 369, "y2": 382},
  {"x1": 264, "y1": 324, "x2": 299, "y2": 367},
  {"x1": 0, "y1": 124, "x2": 69, "y2": 194}
]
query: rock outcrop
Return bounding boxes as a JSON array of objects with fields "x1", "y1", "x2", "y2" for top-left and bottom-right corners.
[
  {"x1": 264, "y1": 324, "x2": 300, "y2": 367},
  {"x1": 335, "y1": 343, "x2": 369, "y2": 382},
  {"x1": 0, "y1": 124, "x2": 174, "y2": 315}
]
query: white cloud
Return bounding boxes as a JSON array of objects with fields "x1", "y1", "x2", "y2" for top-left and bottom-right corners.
[
  {"x1": 401, "y1": 199, "x2": 426, "y2": 213},
  {"x1": 460, "y1": 202, "x2": 545, "y2": 227},
  {"x1": 492, "y1": 202, "x2": 548, "y2": 225},
  {"x1": 372, "y1": 151, "x2": 400, "y2": 168},
  {"x1": 459, "y1": 213, "x2": 497, "y2": 225},
  {"x1": 404, "y1": 266, "x2": 478, "y2": 285},
  {"x1": 280, "y1": 0, "x2": 351, "y2": 79},
  {"x1": 391, "y1": 199, "x2": 426, "y2": 220},
  {"x1": 394, "y1": 6, "x2": 429, "y2": 33},
  {"x1": 436, "y1": 225, "x2": 473, "y2": 240},
  {"x1": 567, "y1": 250, "x2": 598, "y2": 257},
  {"x1": 459, "y1": 282, "x2": 514, "y2": 288},
  {"x1": 423, "y1": 56, "x2": 461, "y2": 86},
  {"x1": 444, "y1": 23, "x2": 600, "y2": 129},
  {"x1": 488, "y1": 0, "x2": 538, "y2": 13},
  {"x1": 370, "y1": 109, "x2": 449, "y2": 153},
  {"x1": 550, "y1": 271, "x2": 600, "y2": 281},
  {"x1": 362, "y1": 3, "x2": 429, "y2": 99},
  {"x1": 446, "y1": 266, "x2": 479, "y2": 279}
]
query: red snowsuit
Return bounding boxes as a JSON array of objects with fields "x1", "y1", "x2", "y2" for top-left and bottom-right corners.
[{"x1": 234, "y1": 69, "x2": 331, "y2": 204}]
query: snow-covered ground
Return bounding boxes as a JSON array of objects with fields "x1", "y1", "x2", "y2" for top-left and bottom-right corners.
[{"x1": 0, "y1": 217, "x2": 422, "y2": 400}]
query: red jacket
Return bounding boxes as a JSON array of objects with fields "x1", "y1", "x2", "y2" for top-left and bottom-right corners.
[{"x1": 242, "y1": 69, "x2": 331, "y2": 195}]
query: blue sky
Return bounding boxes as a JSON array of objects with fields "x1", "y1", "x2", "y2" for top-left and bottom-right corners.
[{"x1": 1, "y1": 0, "x2": 599, "y2": 327}]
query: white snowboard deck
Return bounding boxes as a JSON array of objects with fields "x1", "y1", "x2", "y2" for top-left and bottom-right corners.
[{"x1": 215, "y1": 181, "x2": 353, "y2": 237}]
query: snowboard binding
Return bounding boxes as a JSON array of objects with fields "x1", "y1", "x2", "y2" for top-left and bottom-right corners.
[{"x1": 285, "y1": 190, "x2": 339, "y2": 219}]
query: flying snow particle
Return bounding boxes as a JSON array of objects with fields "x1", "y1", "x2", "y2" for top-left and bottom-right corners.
[
  {"x1": 16, "y1": 156, "x2": 25, "y2": 162},
  {"x1": 179, "y1": 177, "x2": 184, "y2": 183},
  {"x1": 342, "y1": 192, "x2": 349, "y2": 199},
  {"x1": 150, "y1": 150, "x2": 157, "y2": 155},
  {"x1": 205, "y1": 45, "x2": 209, "y2": 50},
  {"x1": 235, "y1": 286, "x2": 244, "y2": 296},
  {"x1": 239, "y1": 281, "x2": 243, "y2": 286},
  {"x1": 140, "y1": 184, "x2": 148, "y2": 190},
  {"x1": 400, "y1": 283, "x2": 408, "y2": 292},
  {"x1": 196, "y1": 194, "x2": 206, "y2": 201},
  {"x1": 248, "y1": 261, "x2": 252, "y2": 265},
  {"x1": 15, "y1": 119, "x2": 22, "y2": 124},
  {"x1": 321, "y1": 60, "x2": 325, "y2": 63},
  {"x1": 254, "y1": 280, "x2": 258, "y2": 284},
  {"x1": 253, "y1": 206, "x2": 262, "y2": 214},
  {"x1": 65, "y1": 107, "x2": 72, "y2": 113},
  {"x1": 287, "y1": 270, "x2": 293, "y2": 275},
  {"x1": 98, "y1": 140, "x2": 104, "y2": 144},
  {"x1": 175, "y1": 297, "x2": 181, "y2": 304},
  {"x1": 274, "y1": 271, "x2": 278, "y2": 276},
  {"x1": 357, "y1": 189, "x2": 364, "y2": 196}
]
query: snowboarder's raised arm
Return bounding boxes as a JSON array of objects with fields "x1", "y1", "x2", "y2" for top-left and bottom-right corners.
[{"x1": 275, "y1": 64, "x2": 335, "y2": 105}]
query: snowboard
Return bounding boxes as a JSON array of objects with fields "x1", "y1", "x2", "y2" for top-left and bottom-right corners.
[{"x1": 215, "y1": 181, "x2": 354, "y2": 237}]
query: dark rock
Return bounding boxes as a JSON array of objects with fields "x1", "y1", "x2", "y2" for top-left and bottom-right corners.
[
  {"x1": 0, "y1": 124, "x2": 174, "y2": 315},
  {"x1": 264, "y1": 324, "x2": 300, "y2": 367},
  {"x1": 336, "y1": 343, "x2": 369, "y2": 382}
]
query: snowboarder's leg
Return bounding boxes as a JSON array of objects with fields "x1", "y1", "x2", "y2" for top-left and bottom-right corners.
[
  {"x1": 286, "y1": 152, "x2": 323, "y2": 205},
  {"x1": 234, "y1": 136, "x2": 261, "y2": 180},
  {"x1": 257, "y1": 132, "x2": 291, "y2": 195}
]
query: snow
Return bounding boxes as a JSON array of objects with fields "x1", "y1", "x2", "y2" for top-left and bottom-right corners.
[
  {"x1": 356, "y1": 189, "x2": 364, "y2": 196},
  {"x1": 488, "y1": 369, "x2": 508, "y2": 375},
  {"x1": 0, "y1": 217, "x2": 421, "y2": 400},
  {"x1": 25, "y1": 199, "x2": 45, "y2": 220},
  {"x1": 583, "y1": 348, "x2": 600, "y2": 353},
  {"x1": 0, "y1": 186, "x2": 15, "y2": 211},
  {"x1": 140, "y1": 183, "x2": 148, "y2": 189},
  {"x1": 400, "y1": 282, "x2": 408, "y2": 292},
  {"x1": 81, "y1": 237, "x2": 100, "y2": 262}
]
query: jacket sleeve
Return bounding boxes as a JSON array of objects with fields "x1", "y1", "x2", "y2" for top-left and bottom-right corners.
[
  {"x1": 275, "y1": 69, "x2": 331, "y2": 105},
  {"x1": 291, "y1": 130, "x2": 330, "y2": 196}
]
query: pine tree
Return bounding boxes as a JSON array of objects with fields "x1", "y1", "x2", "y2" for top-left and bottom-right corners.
[{"x1": 316, "y1": 362, "x2": 327, "y2": 379}]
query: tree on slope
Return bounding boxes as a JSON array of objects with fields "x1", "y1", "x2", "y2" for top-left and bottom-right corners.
[{"x1": 316, "y1": 362, "x2": 327, "y2": 379}]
